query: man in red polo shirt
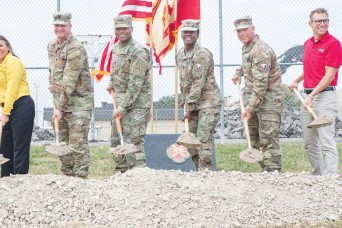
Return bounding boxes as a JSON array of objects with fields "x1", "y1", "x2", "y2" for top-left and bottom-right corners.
[{"x1": 289, "y1": 8, "x2": 342, "y2": 176}]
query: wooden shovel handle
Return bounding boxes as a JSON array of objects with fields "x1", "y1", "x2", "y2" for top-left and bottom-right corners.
[
  {"x1": 184, "y1": 118, "x2": 189, "y2": 133},
  {"x1": 52, "y1": 105, "x2": 59, "y2": 133},
  {"x1": 53, "y1": 116, "x2": 59, "y2": 133},
  {"x1": 293, "y1": 88, "x2": 318, "y2": 119},
  {"x1": 183, "y1": 103, "x2": 190, "y2": 133},
  {"x1": 235, "y1": 81, "x2": 252, "y2": 149},
  {"x1": 111, "y1": 91, "x2": 123, "y2": 134}
]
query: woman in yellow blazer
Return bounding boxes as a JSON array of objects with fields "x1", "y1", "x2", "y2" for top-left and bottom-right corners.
[{"x1": 0, "y1": 35, "x2": 35, "y2": 177}]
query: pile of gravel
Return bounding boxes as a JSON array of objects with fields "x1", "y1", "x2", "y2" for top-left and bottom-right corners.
[{"x1": 0, "y1": 168, "x2": 341, "y2": 227}]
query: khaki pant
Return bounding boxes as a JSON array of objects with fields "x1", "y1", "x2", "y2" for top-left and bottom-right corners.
[{"x1": 301, "y1": 91, "x2": 339, "y2": 176}]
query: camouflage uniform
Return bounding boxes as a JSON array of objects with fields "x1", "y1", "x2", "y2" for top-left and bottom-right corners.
[
  {"x1": 108, "y1": 15, "x2": 152, "y2": 172},
  {"x1": 234, "y1": 17, "x2": 283, "y2": 171},
  {"x1": 176, "y1": 20, "x2": 222, "y2": 171},
  {"x1": 48, "y1": 12, "x2": 93, "y2": 178}
]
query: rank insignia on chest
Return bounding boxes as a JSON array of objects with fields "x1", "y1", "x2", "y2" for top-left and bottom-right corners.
[
  {"x1": 195, "y1": 64, "x2": 202, "y2": 71},
  {"x1": 261, "y1": 64, "x2": 267, "y2": 72}
]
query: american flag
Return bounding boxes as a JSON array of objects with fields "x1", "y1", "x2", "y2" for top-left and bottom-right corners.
[
  {"x1": 120, "y1": 0, "x2": 152, "y2": 21},
  {"x1": 91, "y1": 0, "x2": 152, "y2": 82}
]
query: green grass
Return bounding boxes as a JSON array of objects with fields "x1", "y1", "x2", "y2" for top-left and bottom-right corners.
[
  {"x1": 29, "y1": 143, "x2": 342, "y2": 177},
  {"x1": 29, "y1": 145, "x2": 115, "y2": 179},
  {"x1": 217, "y1": 142, "x2": 342, "y2": 175}
]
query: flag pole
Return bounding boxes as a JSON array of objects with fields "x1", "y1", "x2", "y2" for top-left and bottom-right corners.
[
  {"x1": 198, "y1": 20, "x2": 201, "y2": 45},
  {"x1": 218, "y1": 0, "x2": 224, "y2": 143},
  {"x1": 149, "y1": 22, "x2": 154, "y2": 134},
  {"x1": 150, "y1": 59, "x2": 154, "y2": 133},
  {"x1": 175, "y1": 44, "x2": 178, "y2": 134}
]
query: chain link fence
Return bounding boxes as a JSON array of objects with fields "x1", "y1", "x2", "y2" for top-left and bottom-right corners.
[{"x1": 2, "y1": 0, "x2": 342, "y2": 142}]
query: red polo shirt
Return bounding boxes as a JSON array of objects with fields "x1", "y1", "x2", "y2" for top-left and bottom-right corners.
[{"x1": 303, "y1": 31, "x2": 342, "y2": 88}]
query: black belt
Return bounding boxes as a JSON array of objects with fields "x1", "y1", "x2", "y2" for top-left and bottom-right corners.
[{"x1": 304, "y1": 86, "x2": 335, "y2": 94}]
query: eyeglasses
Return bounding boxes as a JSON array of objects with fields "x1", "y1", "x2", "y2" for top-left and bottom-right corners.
[{"x1": 312, "y1": 19, "x2": 329, "y2": 25}]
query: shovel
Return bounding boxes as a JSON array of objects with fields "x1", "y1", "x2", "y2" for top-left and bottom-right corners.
[
  {"x1": 166, "y1": 106, "x2": 193, "y2": 163},
  {"x1": 293, "y1": 88, "x2": 332, "y2": 128},
  {"x1": 46, "y1": 113, "x2": 72, "y2": 156},
  {"x1": 176, "y1": 108, "x2": 201, "y2": 148},
  {"x1": 236, "y1": 80, "x2": 263, "y2": 163},
  {"x1": 108, "y1": 91, "x2": 138, "y2": 156},
  {"x1": 0, "y1": 124, "x2": 10, "y2": 165}
]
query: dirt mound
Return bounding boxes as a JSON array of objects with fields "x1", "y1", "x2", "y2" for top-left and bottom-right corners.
[{"x1": 0, "y1": 169, "x2": 341, "y2": 227}]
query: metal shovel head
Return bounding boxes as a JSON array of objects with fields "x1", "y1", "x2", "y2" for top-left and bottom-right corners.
[
  {"x1": 0, "y1": 154, "x2": 9, "y2": 165},
  {"x1": 109, "y1": 143, "x2": 139, "y2": 157},
  {"x1": 308, "y1": 114, "x2": 333, "y2": 128},
  {"x1": 177, "y1": 132, "x2": 201, "y2": 148},
  {"x1": 166, "y1": 143, "x2": 190, "y2": 164},
  {"x1": 239, "y1": 148, "x2": 263, "y2": 163},
  {"x1": 46, "y1": 142, "x2": 72, "y2": 156}
]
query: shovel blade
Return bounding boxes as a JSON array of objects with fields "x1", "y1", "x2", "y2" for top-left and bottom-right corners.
[
  {"x1": 308, "y1": 114, "x2": 333, "y2": 128},
  {"x1": 46, "y1": 142, "x2": 72, "y2": 156},
  {"x1": 109, "y1": 143, "x2": 139, "y2": 156},
  {"x1": 177, "y1": 132, "x2": 201, "y2": 148},
  {"x1": 0, "y1": 155, "x2": 9, "y2": 165},
  {"x1": 239, "y1": 148, "x2": 263, "y2": 163}
]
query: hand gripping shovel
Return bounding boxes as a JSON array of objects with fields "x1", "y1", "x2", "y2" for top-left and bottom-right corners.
[
  {"x1": 46, "y1": 112, "x2": 72, "y2": 156},
  {"x1": 236, "y1": 81, "x2": 263, "y2": 163},
  {"x1": 293, "y1": 88, "x2": 332, "y2": 128},
  {"x1": 176, "y1": 109, "x2": 201, "y2": 148},
  {"x1": 108, "y1": 91, "x2": 138, "y2": 156},
  {"x1": 0, "y1": 124, "x2": 10, "y2": 165}
]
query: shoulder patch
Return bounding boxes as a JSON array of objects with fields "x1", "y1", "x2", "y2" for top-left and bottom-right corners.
[
  {"x1": 195, "y1": 64, "x2": 202, "y2": 71},
  {"x1": 260, "y1": 64, "x2": 267, "y2": 72}
]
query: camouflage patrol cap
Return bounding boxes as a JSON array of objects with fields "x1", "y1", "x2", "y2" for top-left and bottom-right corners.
[
  {"x1": 234, "y1": 16, "x2": 253, "y2": 30},
  {"x1": 180, "y1": 19, "x2": 200, "y2": 31},
  {"x1": 52, "y1": 12, "x2": 71, "y2": 25},
  {"x1": 114, "y1": 15, "x2": 132, "y2": 28}
]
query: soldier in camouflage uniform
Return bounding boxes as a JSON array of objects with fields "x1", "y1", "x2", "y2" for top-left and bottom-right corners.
[
  {"x1": 232, "y1": 16, "x2": 283, "y2": 172},
  {"x1": 107, "y1": 15, "x2": 152, "y2": 173},
  {"x1": 176, "y1": 20, "x2": 223, "y2": 171},
  {"x1": 47, "y1": 12, "x2": 94, "y2": 178}
]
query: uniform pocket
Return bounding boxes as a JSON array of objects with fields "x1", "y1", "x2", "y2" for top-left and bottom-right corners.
[
  {"x1": 119, "y1": 56, "x2": 131, "y2": 76},
  {"x1": 127, "y1": 109, "x2": 150, "y2": 126},
  {"x1": 67, "y1": 50, "x2": 81, "y2": 71},
  {"x1": 260, "y1": 113, "x2": 280, "y2": 135},
  {"x1": 131, "y1": 57, "x2": 148, "y2": 76}
]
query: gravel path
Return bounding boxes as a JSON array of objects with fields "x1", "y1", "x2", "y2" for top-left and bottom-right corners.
[{"x1": 0, "y1": 168, "x2": 341, "y2": 227}]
